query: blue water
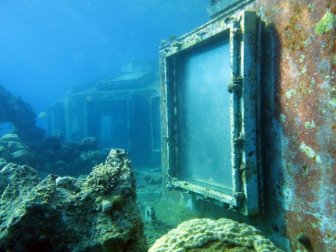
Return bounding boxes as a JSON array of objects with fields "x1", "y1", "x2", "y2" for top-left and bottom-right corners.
[
  {"x1": 0, "y1": 0, "x2": 208, "y2": 126},
  {"x1": 0, "y1": 2, "x2": 244, "y2": 250}
]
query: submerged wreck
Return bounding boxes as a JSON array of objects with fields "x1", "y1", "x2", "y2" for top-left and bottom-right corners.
[{"x1": 0, "y1": 0, "x2": 335, "y2": 251}]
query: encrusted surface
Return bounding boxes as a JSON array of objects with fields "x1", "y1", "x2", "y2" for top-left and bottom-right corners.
[
  {"x1": 85, "y1": 149, "x2": 135, "y2": 194},
  {"x1": 0, "y1": 149, "x2": 147, "y2": 252},
  {"x1": 252, "y1": 0, "x2": 336, "y2": 251}
]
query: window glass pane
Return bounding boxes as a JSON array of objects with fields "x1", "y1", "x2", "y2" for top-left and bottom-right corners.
[{"x1": 176, "y1": 38, "x2": 232, "y2": 193}]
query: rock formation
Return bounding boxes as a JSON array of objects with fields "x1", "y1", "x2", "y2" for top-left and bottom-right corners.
[
  {"x1": 0, "y1": 84, "x2": 45, "y2": 142},
  {"x1": 0, "y1": 133, "x2": 106, "y2": 176},
  {"x1": 0, "y1": 149, "x2": 147, "y2": 252}
]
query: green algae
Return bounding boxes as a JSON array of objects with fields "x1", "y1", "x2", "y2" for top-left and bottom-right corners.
[{"x1": 315, "y1": 12, "x2": 336, "y2": 35}]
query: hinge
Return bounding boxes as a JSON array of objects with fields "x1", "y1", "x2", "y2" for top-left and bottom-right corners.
[
  {"x1": 229, "y1": 192, "x2": 246, "y2": 211},
  {"x1": 231, "y1": 20, "x2": 242, "y2": 39},
  {"x1": 233, "y1": 135, "x2": 245, "y2": 147},
  {"x1": 227, "y1": 75, "x2": 243, "y2": 93}
]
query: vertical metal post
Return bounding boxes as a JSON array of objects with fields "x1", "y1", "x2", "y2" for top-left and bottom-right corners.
[{"x1": 229, "y1": 18, "x2": 244, "y2": 210}]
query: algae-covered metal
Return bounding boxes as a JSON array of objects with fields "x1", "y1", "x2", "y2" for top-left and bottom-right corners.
[{"x1": 160, "y1": 11, "x2": 262, "y2": 216}]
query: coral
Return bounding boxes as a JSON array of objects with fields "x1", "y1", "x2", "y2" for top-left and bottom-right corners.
[
  {"x1": 299, "y1": 142, "x2": 321, "y2": 162},
  {"x1": 101, "y1": 195, "x2": 124, "y2": 214},
  {"x1": 315, "y1": 11, "x2": 336, "y2": 35},
  {"x1": 53, "y1": 159, "x2": 71, "y2": 174},
  {"x1": 55, "y1": 176, "x2": 78, "y2": 191},
  {"x1": 0, "y1": 150, "x2": 147, "y2": 252},
  {"x1": 79, "y1": 136, "x2": 98, "y2": 151},
  {"x1": 0, "y1": 130, "x2": 107, "y2": 177},
  {"x1": 149, "y1": 218, "x2": 283, "y2": 252},
  {"x1": 11, "y1": 149, "x2": 35, "y2": 166},
  {"x1": 84, "y1": 149, "x2": 134, "y2": 195},
  {"x1": 110, "y1": 194, "x2": 124, "y2": 209},
  {"x1": 0, "y1": 133, "x2": 36, "y2": 166},
  {"x1": 0, "y1": 158, "x2": 7, "y2": 170},
  {"x1": 0, "y1": 133, "x2": 21, "y2": 142}
]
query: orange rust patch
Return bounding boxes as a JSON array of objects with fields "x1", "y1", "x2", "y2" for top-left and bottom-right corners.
[{"x1": 282, "y1": 4, "x2": 310, "y2": 51}]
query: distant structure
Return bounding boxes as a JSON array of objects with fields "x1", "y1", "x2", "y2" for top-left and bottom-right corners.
[{"x1": 48, "y1": 61, "x2": 161, "y2": 168}]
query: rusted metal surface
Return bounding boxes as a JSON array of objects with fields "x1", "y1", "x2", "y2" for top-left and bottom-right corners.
[{"x1": 251, "y1": 0, "x2": 336, "y2": 250}]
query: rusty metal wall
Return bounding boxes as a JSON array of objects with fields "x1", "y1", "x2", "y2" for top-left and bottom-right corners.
[
  {"x1": 254, "y1": 0, "x2": 335, "y2": 251},
  {"x1": 191, "y1": 1, "x2": 336, "y2": 251}
]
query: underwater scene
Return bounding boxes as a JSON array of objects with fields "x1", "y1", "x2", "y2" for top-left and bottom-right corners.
[{"x1": 0, "y1": 0, "x2": 335, "y2": 251}]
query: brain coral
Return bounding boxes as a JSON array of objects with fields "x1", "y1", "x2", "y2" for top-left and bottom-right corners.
[{"x1": 149, "y1": 218, "x2": 283, "y2": 252}]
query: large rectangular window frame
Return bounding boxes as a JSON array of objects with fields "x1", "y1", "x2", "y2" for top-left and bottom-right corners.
[{"x1": 160, "y1": 11, "x2": 262, "y2": 216}]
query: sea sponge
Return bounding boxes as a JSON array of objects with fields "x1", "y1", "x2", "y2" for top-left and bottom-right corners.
[{"x1": 149, "y1": 218, "x2": 283, "y2": 252}]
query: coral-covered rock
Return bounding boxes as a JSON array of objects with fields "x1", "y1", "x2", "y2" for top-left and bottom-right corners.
[
  {"x1": 0, "y1": 149, "x2": 147, "y2": 252},
  {"x1": 53, "y1": 159, "x2": 71, "y2": 174},
  {"x1": 0, "y1": 85, "x2": 45, "y2": 142},
  {"x1": 84, "y1": 149, "x2": 134, "y2": 195},
  {"x1": 0, "y1": 158, "x2": 7, "y2": 169},
  {"x1": 0, "y1": 131, "x2": 106, "y2": 177},
  {"x1": 79, "y1": 136, "x2": 98, "y2": 151},
  {"x1": 0, "y1": 133, "x2": 36, "y2": 166},
  {"x1": 10, "y1": 150, "x2": 35, "y2": 166},
  {"x1": 149, "y1": 218, "x2": 283, "y2": 252},
  {"x1": 78, "y1": 149, "x2": 106, "y2": 172},
  {"x1": 0, "y1": 146, "x2": 6, "y2": 155},
  {"x1": 0, "y1": 133, "x2": 21, "y2": 142},
  {"x1": 0, "y1": 134, "x2": 26, "y2": 153}
]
